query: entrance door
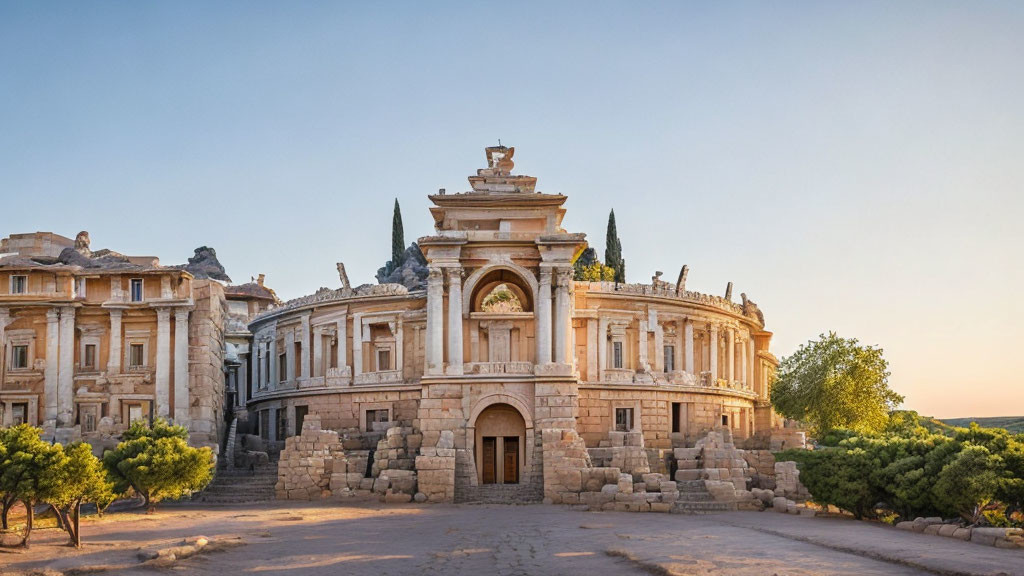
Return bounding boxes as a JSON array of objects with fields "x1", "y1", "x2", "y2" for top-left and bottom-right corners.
[
  {"x1": 482, "y1": 437, "x2": 497, "y2": 484},
  {"x1": 503, "y1": 436, "x2": 519, "y2": 484}
]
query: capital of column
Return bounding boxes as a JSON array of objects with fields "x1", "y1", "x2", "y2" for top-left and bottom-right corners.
[
  {"x1": 156, "y1": 308, "x2": 171, "y2": 322},
  {"x1": 427, "y1": 267, "x2": 444, "y2": 284},
  {"x1": 445, "y1": 267, "x2": 463, "y2": 283},
  {"x1": 174, "y1": 308, "x2": 189, "y2": 322},
  {"x1": 555, "y1": 267, "x2": 573, "y2": 290},
  {"x1": 539, "y1": 269, "x2": 553, "y2": 286}
]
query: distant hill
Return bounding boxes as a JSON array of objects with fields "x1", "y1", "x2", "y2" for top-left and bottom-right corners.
[{"x1": 939, "y1": 416, "x2": 1024, "y2": 434}]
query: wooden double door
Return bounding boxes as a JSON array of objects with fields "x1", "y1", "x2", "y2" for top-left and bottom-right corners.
[{"x1": 481, "y1": 436, "x2": 519, "y2": 484}]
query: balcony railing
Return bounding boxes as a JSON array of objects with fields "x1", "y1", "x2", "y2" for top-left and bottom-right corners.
[
  {"x1": 464, "y1": 361, "x2": 534, "y2": 375},
  {"x1": 353, "y1": 370, "x2": 403, "y2": 386}
]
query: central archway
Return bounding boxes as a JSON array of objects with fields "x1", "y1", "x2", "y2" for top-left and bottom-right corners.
[{"x1": 473, "y1": 403, "x2": 527, "y2": 485}]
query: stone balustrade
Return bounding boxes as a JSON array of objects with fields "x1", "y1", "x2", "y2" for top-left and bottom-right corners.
[
  {"x1": 353, "y1": 370, "x2": 403, "y2": 386},
  {"x1": 464, "y1": 361, "x2": 534, "y2": 375}
]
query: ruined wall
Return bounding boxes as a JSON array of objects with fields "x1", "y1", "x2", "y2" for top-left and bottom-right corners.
[{"x1": 188, "y1": 279, "x2": 227, "y2": 451}]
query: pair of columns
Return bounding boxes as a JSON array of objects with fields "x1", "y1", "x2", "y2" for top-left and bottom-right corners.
[
  {"x1": 424, "y1": 264, "x2": 573, "y2": 375},
  {"x1": 155, "y1": 307, "x2": 190, "y2": 424}
]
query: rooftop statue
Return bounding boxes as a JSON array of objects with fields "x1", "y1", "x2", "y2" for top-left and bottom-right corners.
[{"x1": 485, "y1": 145, "x2": 515, "y2": 174}]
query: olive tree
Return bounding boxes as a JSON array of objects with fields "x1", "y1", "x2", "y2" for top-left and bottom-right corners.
[
  {"x1": 47, "y1": 442, "x2": 115, "y2": 547},
  {"x1": 102, "y1": 419, "x2": 214, "y2": 512},
  {"x1": 0, "y1": 425, "x2": 64, "y2": 546},
  {"x1": 771, "y1": 332, "x2": 903, "y2": 436}
]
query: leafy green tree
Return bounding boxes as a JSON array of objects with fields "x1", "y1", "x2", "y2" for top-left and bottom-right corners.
[
  {"x1": 102, "y1": 419, "x2": 214, "y2": 513},
  {"x1": 932, "y1": 444, "x2": 1003, "y2": 522},
  {"x1": 0, "y1": 424, "x2": 64, "y2": 546},
  {"x1": 771, "y1": 332, "x2": 902, "y2": 436},
  {"x1": 604, "y1": 210, "x2": 626, "y2": 283},
  {"x1": 391, "y1": 198, "x2": 405, "y2": 269},
  {"x1": 47, "y1": 442, "x2": 115, "y2": 548},
  {"x1": 781, "y1": 445, "x2": 881, "y2": 519}
]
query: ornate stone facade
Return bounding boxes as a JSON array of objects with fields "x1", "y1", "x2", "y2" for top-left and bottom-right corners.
[{"x1": 246, "y1": 146, "x2": 784, "y2": 504}]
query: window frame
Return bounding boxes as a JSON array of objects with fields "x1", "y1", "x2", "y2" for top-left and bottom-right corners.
[
  {"x1": 130, "y1": 278, "x2": 144, "y2": 302},
  {"x1": 11, "y1": 344, "x2": 29, "y2": 370},
  {"x1": 664, "y1": 345, "x2": 675, "y2": 372},
  {"x1": 10, "y1": 275, "x2": 27, "y2": 294},
  {"x1": 612, "y1": 341, "x2": 623, "y2": 369},
  {"x1": 128, "y1": 343, "x2": 146, "y2": 369},
  {"x1": 615, "y1": 407, "x2": 634, "y2": 432}
]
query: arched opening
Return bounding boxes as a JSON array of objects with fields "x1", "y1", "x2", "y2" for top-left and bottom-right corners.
[
  {"x1": 480, "y1": 283, "x2": 524, "y2": 313},
  {"x1": 469, "y1": 268, "x2": 534, "y2": 313},
  {"x1": 474, "y1": 403, "x2": 526, "y2": 485}
]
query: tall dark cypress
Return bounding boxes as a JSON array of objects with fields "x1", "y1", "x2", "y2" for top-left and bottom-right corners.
[
  {"x1": 605, "y1": 209, "x2": 626, "y2": 282},
  {"x1": 392, "y1": 198, "x2": 405, "y2": 268}
]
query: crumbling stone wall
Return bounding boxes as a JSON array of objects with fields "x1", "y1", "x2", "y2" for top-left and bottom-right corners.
[
  {"x1": 587, "y1": 431, "x2": 651, "y2": 476},
  {"x1": 275, "y1": 416, "x2": 347, "y2": 500},
  {"x1": 189, "y1": 279, "x2": 227, "y2": 452},
  {"x1": 415, "y1": 430, "x2": 455, "y2": 502}
]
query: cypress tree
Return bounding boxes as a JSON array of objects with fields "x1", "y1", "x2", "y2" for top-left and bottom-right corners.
[
  {"x1": 605, "y1": 209, "x2": 626, "y2": 283},
  {"x1": 392, "y1": 199, "x2": 405, "y2": 268}
]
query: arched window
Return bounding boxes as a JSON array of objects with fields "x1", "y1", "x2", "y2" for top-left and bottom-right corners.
[{"x1": 480, "y1": 284, "x2": 524, "y2": 313}]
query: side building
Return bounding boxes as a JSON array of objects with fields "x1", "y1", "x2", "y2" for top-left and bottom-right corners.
[
  {"x1": 0, "y1": 231, "x2": 231, "y2": 452},
  {"x1": 245, "y1": 146, "x2": 784, "y2": 502}
]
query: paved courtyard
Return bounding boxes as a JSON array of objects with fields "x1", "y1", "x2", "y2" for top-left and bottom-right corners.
[{"x1": 3, "y1": 502, "x2": 1023, "y2": 576}]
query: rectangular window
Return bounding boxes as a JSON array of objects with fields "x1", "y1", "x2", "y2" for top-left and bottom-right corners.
[
  {"x1": 130, "y1": 278, "x2": 144, "y2": 302},
  {"x1": 84, "y1": 344, "x2": 97, "y2": 369},
  {"x1": 721, "y1": 414, "x2": 729, "y2": 427},
  {"x1": 74, "y1": 277, "x2": 87, "y2": 298},
  {"x1": 129, "y1": 343, "x2": 145, "y2": 368},
  {"x1": 366, "y1": 409, "x2": 389, "y2": 430},
  {"x1": 127, "y1": 403, "x2": 144, "y2": 424},
  {"x1": 294, "y1": 405, "x2": 309, "y2": 434},
  {"x1": 10, "y1": 275, "x2": 27, "y2": 294},
  {"x1": 664, "y1": 345, "x2": 675, "y2": 372},
  {"x1": 377, "y1": 349, "x2": 391, "y2": 372},
  {"x1": 612, "y1": 341, "x2": 623, "y2": 369},
  {"x1": 671, "y1": 402, "x2": 681, "y2": 433},
  {"x1": 615, "y1": 407, "x2": 634, "y2": 432},
  {"x1": 12, "y1": 403, "x2": 28, "y2": 426},
  {"x1": 79, "y1": 405, "x2": 98, "y2": 433},
  {"x1": 278, "y1": 352, "x2": 287, "y2": 381},
  {"x1": 11, "y1": 344, "x2": 29, "y2": 369}
]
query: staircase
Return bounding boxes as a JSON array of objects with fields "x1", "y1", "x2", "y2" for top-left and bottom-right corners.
[
  {"x1": 197, "y1": 461, "x2": 279, "y2": 504},
  {"x1": 457, "y1": 482, "x2": 544, "y2": 504},
  {"x1": 670, "y1": 479, "x2": 738, "y2": 514},
  {"x1": 222, "y1": 418, "x2": 238, "y2": 467}
]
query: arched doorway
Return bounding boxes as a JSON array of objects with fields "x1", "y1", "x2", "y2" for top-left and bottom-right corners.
[{"x1": 474, "y1": 403, "x2": 526, "y2": 485}]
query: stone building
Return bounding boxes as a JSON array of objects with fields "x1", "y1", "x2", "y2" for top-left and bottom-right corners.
[
  {"x1": 0, "y1": 231, "x2": 229, "y2": 451},
  {"x1": 248, "y1": 146, "x2": 784, "y2": 503}
]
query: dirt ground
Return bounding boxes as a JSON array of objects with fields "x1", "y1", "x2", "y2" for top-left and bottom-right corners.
[{"x1": 1, "y1": 501, "x2": 1022, "y2": 576}]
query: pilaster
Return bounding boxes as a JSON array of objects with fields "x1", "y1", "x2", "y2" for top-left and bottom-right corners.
[
  {"x1": 44, "y1": 308, "x2": 59, "y2": 422},
  {"x1": 155, "y1": 307, "x2": 171, "y2": 420},
  {"x1": 684, "y1": 319, "x2": 694, "y2": 375},
  {"x1": 425, "y1": 267, "x2": 444, "y2": 375},
  {"x1": 107, "y1": 309, "x2": 122, "y2": 375},
  {"x1": 446, "y1": 268, "x2": 464, "y2": 375},
  {"x1": 299, "y1": 312, "x2": 311, "y2": 382},
  {"x1": 173, "y1": 308, "x2": 190, "y2": 425},
  {"x1": 709, "y1": 323, "x2": 718, "y2": 382},
  {"x1": 57, "y1": 306, "x2": 75, "y2": 426},
  {"x1": 536, "y1": 269, "x2": 552, "y2": 364}
]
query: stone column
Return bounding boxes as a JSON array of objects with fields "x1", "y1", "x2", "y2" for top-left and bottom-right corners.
[
  {"x1": 173, "y1": 308, "x2": 189, "y2": 425},
  {"x1": 684, "y1": 319, "x2": 694, "y2": 375},
  {"x1": 284, "y1": 329, "x2": 296, "y2": 383},
  {"x1": 553, "y1": 268, "x2": 571, "y2": 365},
  {"x1": 352, "y1": 313, "x2": 363, "y2": 376},
  {"x1": 0, "y1": 308, "x2": 9, "y2": 378},
  {"x1": 312, "y1": 325, "x2": 323, "y2": 377},
  {"x1": 709, "y1": 324, "x2": 718, "y2": 383},
  {"x1": 653, "y1": 317, "x2": 664, "y2": 372},
  {"x1": 446, "y1": 268, "x2": 464, "y2": 375},
  {"x1": 299, "y1": 313, "x2": 311, "y2": 382},
  {"x1": 252, "y1": 342, "x2": 260, "y2": 391},
  {"x1": 675, "y1": 320, "x2": 684, "y2": 373},
  {"x1": 727, "y1": 327, "x2": 736, "y2": 383},
  {"x1": 425, "y1": 268, "x2": 444, "y2": 374},
  {"x1": 45, "y1": 308, "x2": 59, "y2": 423},
  {"x1": 155, "y1": 308, "x2": 171, "y2": 420},
  {"x1": 536, "y1": 269, "x2": 552, "y2": 364},
  {"x1": 57, "y1": 306, "x2": 76, "y2": 426},
  {"x1": 336, "y1": 314, "x2": 348, "y2": 371},
  {"x1": 638, "y1": 318, "x2": 649, "y2": 371},
  {"x1": 597, "y1": 316, "x2": 608, "y2": 382},
  {"x1": 740, "y1": 336, "x2": 748, "y2": 389},
  {"x1": 395, "y1": 317, "x2": 404, "y2": 376},
  {"x1": 586, "y1": 318, "x2": 598, "y2": 381},
  {"x1": 107, "y1": 309, "x2": 122, "y2": 375},
  {"x1": 269, "y1": 336, "x2": 278, "y2": 389}
]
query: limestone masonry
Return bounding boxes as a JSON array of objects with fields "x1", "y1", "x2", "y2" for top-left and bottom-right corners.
[{"x1": 1, "y1": 145, "x2": 804, "y2": 508}]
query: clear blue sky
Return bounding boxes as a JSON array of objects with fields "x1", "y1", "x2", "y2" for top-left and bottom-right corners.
[{"x1": 2, "y1": 1, "x2": 1022, "y2": 418}]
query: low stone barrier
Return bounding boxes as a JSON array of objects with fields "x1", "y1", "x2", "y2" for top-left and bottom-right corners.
[{"x1": 895, "y1": 518, "x2": 1024, "y2": 548}]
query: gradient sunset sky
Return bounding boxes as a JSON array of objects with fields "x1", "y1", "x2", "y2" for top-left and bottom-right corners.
[{"x1": 2, "y1": 2, "x2": 1021, "y2": 418}]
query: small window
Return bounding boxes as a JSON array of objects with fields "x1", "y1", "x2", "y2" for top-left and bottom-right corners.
[
  {"x1": 615, "y1": 407, "x2": 634, "y2": 432},
  {"x1": 612, "y1": 341, "x2": 623, "y2": 369},
  {"x1": 74, "y1": 277, "x2": 87, "y2": 298},
  {"x1": 377, "y1": 349, "x2": 391, "y2": 372},
  {"x1": 366, "y1": 409, "x2": 389, "y2": 430},
  {"x1": 295, "y1": 405, "x2": 309, "y2": 434},
  {"x1": 130, "y1": 278, "x2": 144, "y2": 302},
  {"x1": 12, "y1": 403, "x2": 28, "y2": 426},
  {"x1": 11, "y1": 345, "x2": 29, "y2": 369},
  {"x1": 129, "y1": 343, "x2": 145, "y2": 368},
  {"x1": 278, "y1": 352, "x2": 287, "y2": 381},
  {"x1": 721, "y1": 414, "x2": 729, "y2": 427},
  {"x1": 10, "y1": 275, "x2": 27, "y2": 294},
  {"x1": 672, "y1": 402, "x2": 682, "y2": 434},
  {"x1": 79, "y1": 405, "x2": 98, "y2": 433},
  {"x1": 84, "y1": 344, "x2": 97, "y2": 370},
  {"x1": 664, "y1": 345, "x2": 675, "y2": 372}
]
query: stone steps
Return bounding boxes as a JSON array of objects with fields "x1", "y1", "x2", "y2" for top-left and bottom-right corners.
[
  {"x1": 457, "y1": 483, "x2": 543, "y2": 504},
  {"x1": 197, "y1": 462, "x2": 279, "y2": 504},
  {"x1": 670, "y1": 500, "x2": 738, "y2": 514}
]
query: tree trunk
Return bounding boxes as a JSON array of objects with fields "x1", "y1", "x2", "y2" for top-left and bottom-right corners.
[
  {"x1": 18, "y1": 499, "x2": 34, "y2": 547},
  {"x1": 143, "y1": 493, "x2": 155, "y2": 514},
  {"x1": 1, "y1": 497, "x2": 12, "y2": 530},
  {"x1": 72, "y1": 504, "x2": 81, "y2": 548},
  {"x1": 50, "y1": 504, "x2": 65, "y2": 530}
]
